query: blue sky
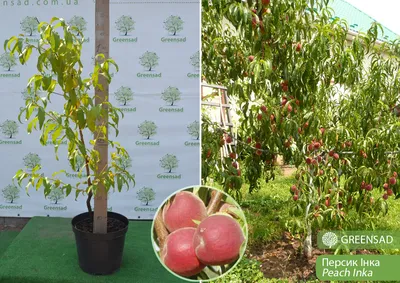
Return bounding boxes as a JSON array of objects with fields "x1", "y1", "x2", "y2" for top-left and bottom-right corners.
[{"x1": 345, "y1": 0, "x2": 400, "y2": 35}]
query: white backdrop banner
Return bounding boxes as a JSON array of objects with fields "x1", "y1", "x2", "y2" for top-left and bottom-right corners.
[{"x1": 0, "y1": 0, "x2": 200, "y2": 220}]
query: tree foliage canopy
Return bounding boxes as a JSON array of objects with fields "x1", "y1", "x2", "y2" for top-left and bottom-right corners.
[{"x1": 201, "y1": 0, "x2": 400, "y2": 243}]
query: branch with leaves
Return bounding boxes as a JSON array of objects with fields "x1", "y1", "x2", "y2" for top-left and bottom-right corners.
[{"x1": 5, "y1": 17, "x2": 135, "y2": 213}]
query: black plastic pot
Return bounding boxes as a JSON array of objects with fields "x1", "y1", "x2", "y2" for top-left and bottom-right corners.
[{"x1": 71, "y1": 211, "x2": 129, "y2": 275}]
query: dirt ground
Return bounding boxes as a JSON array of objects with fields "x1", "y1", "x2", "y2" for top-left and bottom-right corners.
[
  {"x1": 248, "y1": 232, "x2": 378, "y2": 282},
  {"x1": 0, "y1": 223, "x2": 26, "y2": 232}
]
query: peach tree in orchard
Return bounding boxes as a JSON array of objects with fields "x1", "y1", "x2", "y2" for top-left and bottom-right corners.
[{"x1": 202, "y1": 0, "x2": 400, "y2": 258}]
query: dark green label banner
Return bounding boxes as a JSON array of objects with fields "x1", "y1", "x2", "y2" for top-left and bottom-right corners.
[
  {"x1": 316, "y1": 255, "x2": 400, "y2": 281},
  {"x1": 317, "y1": 230, "x2": 400, "y2": 249}
]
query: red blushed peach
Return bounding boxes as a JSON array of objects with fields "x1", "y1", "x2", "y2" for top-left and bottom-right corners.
[
  {"x1": 161, "y1": 227, "x2": 205, "y2": 277},
  {"x1": 162, "y1": 191, "x2": 207, "y2": 233},
  {"x1": 193, "y1": 214, "x2": 245, "y2": 266}
]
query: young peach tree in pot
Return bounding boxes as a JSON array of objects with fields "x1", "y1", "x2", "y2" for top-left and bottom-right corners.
[{"x1": 5, "y1": 17, "x2": 135, "y2": 275}]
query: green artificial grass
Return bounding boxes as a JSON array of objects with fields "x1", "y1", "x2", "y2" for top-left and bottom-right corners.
[
  {"x1": 0, "y1": 217, "x2": 182, "y2": 283},
  {"x1": 0, "y1": 230, "x2": 19, "y2": 258}
]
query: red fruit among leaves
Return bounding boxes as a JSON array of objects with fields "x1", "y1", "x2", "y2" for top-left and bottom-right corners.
[
  {"x1": 260, "y1": 105, "x2": 267, "y2": 112},
  {"x1": 293, "y1": 195, "x2": 299, "y2": 201},
  {"x1": 383, "y1": 194, "x2": 388, "y2": 200},
  {"x1": 232, "y1": 162, "x2": 238, "y2": 169},
  {"x1": 383, "y1": 183, "x2": 389, "y2": 190},
  {"x1": 329, "y1": 150, "x2": 334, "y2": 157},
  {"x1": 257, "y1": 113, "x2": 263, "y2": 121},
  {"x1": 387, "y1": 189, "x2": 394, "y2": 196},
  {"x1": 290, "y1": 185, "x2": 297, "y2": 192},
  {"x1": 287, "y1": 104, "x2": 293, "y2": 112},
  {"x1": 325, "y1": 198, "x2": 331, "y2": 206},
  {"x1": 262, "y1": 0, "x2": 270, "y2": 5},
  {"x1": 226, "y1": 136, "x2": 232, "y2": 143},
  {"x1": 255, "y1": 142, "x2": 262, "y2": 149},
  {"x1": 389, "y1": 177, "x2": 397, "y2": 185},
  {"x1": 295, "y1": 43, "x2": 301, "y2": 52},
  {"x1": 248, "y1": 55, "x2": 255, "y2": 62},
  {"x1": 229, "y1": 152, "x2": 237, "y2": 159},
  {"x1": 255, "y1": 149, "x2": 262, "y2": 156},
  {"x1": 366, "y1": 184, "x2": 372, "y2": 191},
  {"x1": 333, "y1": 153, "x2": 339, "y2": 160},
  {"x1": 393, "y1": 172, "x2": 398, "y2": 178},
  {"x1": 306, "y1": 157, "x2": 312, "y2": 164},
  {"x1": 314, "y1": 142, "x2": 321, "y2": 150},
  {"x1": 246, "y1": 137, "x2": 252, "y2": 144}
]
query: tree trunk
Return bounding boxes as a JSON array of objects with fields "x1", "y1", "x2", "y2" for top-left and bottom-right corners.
[
  {"x1": 93, "y1": 0, "x2": 110, "y2": 234},
  {"x1": 10, "y1": 134, "x2": 12, "y2": 138},
  {"x1": 146, "y1": 200, "x2": 148, "y2": 205},
  {"x1": 304, "y1": 224, "x2": 313, "y2": 259},
  {"x1": 149, "y1": 66, "x2": 152, "y2": 71},
  {"x1": 10, "y1": 199, "x2": 13, "y2": 204},
  {"x1": 55, "y1": 199, "x2": 58, "y2": 205},
  {"x1": 168, "y1": 168, "x2": 172, "y2": 173}
]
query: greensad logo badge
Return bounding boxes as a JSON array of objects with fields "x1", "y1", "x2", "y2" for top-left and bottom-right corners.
[
  {"x1": 185, "y1": 120, "x2": 200, "y2": 146},
  {"x1": 66, "y1": 155, "x2": 87, "y2": 178},
  {"x1": 1, "y1": 184, "x2": 22, "y2": 210},
  {"x1": 23, "y1": 152, "x2": 41, "y2": 171},
  {"x1": 0, "y1": 52, "x2": 20, "y2": 78},
  {"x1": 161, "y1": 15, "x2": 186, "y2": 43},
  {"x1": 136, "y1": 120, "x2": 160, "y2": 146},
  {"x1": 159, "y1": 86, "x2": 183, "y2": 113},
  {"x1": 0, "y1": 119, "x2": 22, "y2": 145},
  {"x1": 188, "y1": 51, "x2": 200, "y2": 79},
  {"x1": 136, "y1": 187, "x2": 156, "y2": 206},
  {"x1": 68, "y1": 15, "x2": 89, "y2": 43},
  {"x1": 113, "y1": 15, "x2": 138, "y2": 43},
  {"x1": 134, "y1": 187, "x2": 158, "y2": 212},
  {"x1": 116, "y1": 155, "x2": 135, "y2": 179},
  {"x1": 158, "y1": 154, "x2": 181, "y2": 179},
  {"x1": 44, "y1": 187, "x2": 67, "y2": 211},
  {"x1": 137, "y1": 51, "x2": 161, "y2": 78},
  {"x1": 20, "y1": 16, "x2": 39, "y2": 37},
  {"x1": 114, "y1": 86, "x2": 136, "y2": 112}
]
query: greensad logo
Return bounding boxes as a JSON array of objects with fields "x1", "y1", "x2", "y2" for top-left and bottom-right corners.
[
  {"x1": 137, "y1": 51, "x2": 161, "y2": 78},
  {"x1": 113, "y1": 15, "x2": 137, "y2": 43},
  {"x1": 20, "y1": 16, "x2": 39, "y2": 37},
  {"x1": 23, "y1": 152, "x2": 41, "y2": 171},
  {"x1": 161, "y1": 15, "x2": 186, "y2": 43},
  {"x1": 45, "y1": 187, "x2": 67, "y2": 211},
  {"x1": 2, "y1": 184, "x2": 20, "y2": 204},
  {"x1": 158, "y1": 154, "x2": 181, "y2": 179},
  {"x1": 0, "y1": 52, "x2": 20, "y2": 78},
  {"x1": 66, "y1": 155, "x2": 87, "y2": 178},
  {"x1": 68, "y1": 15, "x2": 89, "y2": 42},
  {"x1": 188, "y1": 51, "x2": 200, "y2": 79},
  {"x1": 136, "y1": 120, "x2": 160, "y2": 146},
  {"x1": 185, "y1": 120, "x2": 200, "y2": 146},
  {"x1": 1, "y1": 185, "x2": 22, "y2": 210},
  {"x1": 136, "y1": 187, "x2": 156, "y2": 206},
  {"x1": 0, "y1": 119, "x2": 22, "y2": 145},
  {"x1": 116, "y1": 155, "x2": 135, "y2": 178},
  {"x1": 114, "y1": 86, "x2": 136, "y2": 112},
  {"x1": 159, "y1": 86, "x2": 183, "y2": 113}
]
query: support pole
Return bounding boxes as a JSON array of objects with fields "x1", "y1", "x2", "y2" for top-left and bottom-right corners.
[{"x1": 93, "y1": 0, "x2": 110, "y2": 234}]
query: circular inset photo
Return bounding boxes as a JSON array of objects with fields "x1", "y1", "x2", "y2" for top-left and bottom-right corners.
[{"x1": 151, "y1": 186, "x2": 248, "y2": 282}]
